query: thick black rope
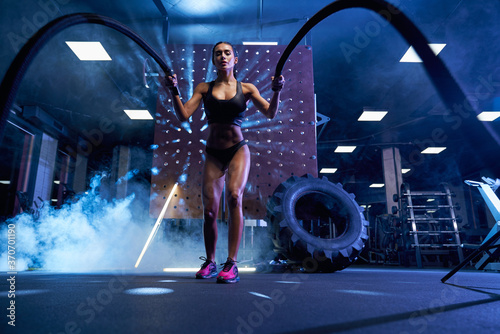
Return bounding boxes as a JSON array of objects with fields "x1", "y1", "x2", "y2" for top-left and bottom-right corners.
[
  {"x1": 275, "y1": 0, "x2": 498, "y2": 172},
  {"x1": 0, "y1": 13, "x2": 173, "y2": 141},
  {"x1": 0, "y1": 5, "x2": 497, "y2": 172},
  {"x1": 275, "y1": 0, "x2": 460, "y2": 108}
]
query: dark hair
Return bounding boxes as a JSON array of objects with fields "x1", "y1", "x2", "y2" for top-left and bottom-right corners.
[
  {"x1": 211, "y1": 41, "x2": 239, "y2": 78},
  {"x1": 211, "y1": 41, "x2": 239, "y2": 62}
]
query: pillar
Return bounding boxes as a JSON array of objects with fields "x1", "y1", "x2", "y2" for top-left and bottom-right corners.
[
  {"x1": 73, "y1": 153, "x2": 88, "y2": 193},
  {"x1": 33, "y1": 133, "x2": 58, "y2": 202},
  {"x1": 382, "y1": 147, "x2": 403, "y2": 214}
]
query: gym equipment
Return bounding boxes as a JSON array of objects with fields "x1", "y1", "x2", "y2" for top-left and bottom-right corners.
[
  {"x1": 398, "y1": 183, "x2": 464, "y2": 268},
  {"x1": 266, "y1": 174, "x2": 368, "y2": 272},
  {"x1": 0, "y1": 13, "x2": 175, "y2": 142},
  {"x1": 442, "y1": 177, "x2": 500, "y2": 283}
]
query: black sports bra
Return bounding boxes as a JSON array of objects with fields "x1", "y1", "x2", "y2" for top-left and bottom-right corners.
[{"x1": 203, "y1": 81, "x2": 246, "y2": 127}]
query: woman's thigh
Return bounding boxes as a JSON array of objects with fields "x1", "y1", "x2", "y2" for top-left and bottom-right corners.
[
  {"x1": 226, "y1": 144, "x2": 250, "y2": 198},
  {"x1": 202, "y1": 155, "x2": 225, "y2": 211}
]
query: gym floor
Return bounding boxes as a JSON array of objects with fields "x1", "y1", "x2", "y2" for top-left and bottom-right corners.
[{"x1": 1, "y1": 265, "x2": 499, "y2": 334}]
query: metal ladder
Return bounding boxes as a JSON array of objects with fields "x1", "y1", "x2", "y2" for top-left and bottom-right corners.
[{"x1": 399, "y1": 183, "x2": 464, "y2": 268}]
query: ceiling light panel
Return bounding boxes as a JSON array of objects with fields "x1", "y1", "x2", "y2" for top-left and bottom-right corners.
[
  {"x1": 335, "y1": 146, "x2": 356, "y2": 153},
  {"x1": 242, "y1": 41, "x2": 279, "y2": 45},
  {"x1": 358, "y1": 111, "x2": 388, "y2": 121},
  {"x1": 66, "y1": 41, "x2": 112, "y2": 61},
  {"x1": 421, "y1": 147, "x2": 446, "y2": 154},
  {"x1": 400, "y1": 44, "x2": 446, "y2": 63},
  {"x1": 477, "y1": 111, "x2": 500, "y2": 121},
  {"x1": 124, "y1": 110, "x2": 153, "y2": 120},
  {"x1": 320, "y1": 168, "x2": 338, "y2": 173}
]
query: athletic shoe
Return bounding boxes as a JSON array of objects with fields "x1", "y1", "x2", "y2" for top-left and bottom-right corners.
[
  {"x1": 195, "y1": 256, "x2": 217, "y2": 279},
  {"x1": 217, "y1": 258, "x2": 239, "y2": 284}
]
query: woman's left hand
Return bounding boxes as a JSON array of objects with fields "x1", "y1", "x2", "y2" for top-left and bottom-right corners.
[{"x1": 271, "y1": 75, "x2": 285, "y2": 92}]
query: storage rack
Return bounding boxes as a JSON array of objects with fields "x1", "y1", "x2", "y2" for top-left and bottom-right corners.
[{"x1": 398, "y1": 183, "x2": 464, "y2": 268}]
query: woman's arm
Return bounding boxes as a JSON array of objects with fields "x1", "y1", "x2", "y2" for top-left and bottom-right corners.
[
  {"x1": 165, "y1": 74, "x2": 205, "y2": 122},
  {"x1": 246, "y1": 75, "x2": 284, "y2": 119}
]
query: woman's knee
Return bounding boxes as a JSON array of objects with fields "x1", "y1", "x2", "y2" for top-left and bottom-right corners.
[
  {"x1": 227, "y1": 189, "x2": 243, "y2": 208},
  {"x1": 203, "y1": 207, "x2": 218, "y2": 222}
]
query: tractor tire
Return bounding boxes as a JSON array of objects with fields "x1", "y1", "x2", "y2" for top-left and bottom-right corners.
[{"x1": 266, "y1": 174, "x2": 369, "y2": 272}]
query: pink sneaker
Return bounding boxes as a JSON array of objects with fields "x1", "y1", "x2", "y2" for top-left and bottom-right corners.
[
  {"x1": 195, "y1": 257, "x2": 217, "y2": 279},
  {"x1": 217, "y1": 258, "x2": 239, "y2": 284}
]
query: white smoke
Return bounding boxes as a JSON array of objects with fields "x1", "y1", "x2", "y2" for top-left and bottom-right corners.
[{"x1": 0, "y1": 173, "x2": 207, "y2": 272}]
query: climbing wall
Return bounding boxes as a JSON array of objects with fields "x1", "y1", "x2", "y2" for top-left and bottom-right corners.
[{"x1": 150, "y1": 44, "x2": 316, "y2": 219}]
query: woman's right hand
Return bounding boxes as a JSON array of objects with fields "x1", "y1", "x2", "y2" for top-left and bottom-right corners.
[
  {"x1": 165, "y1": 73, "x2": 178, "y2": 89},
  {"x1": 165, "y1": 73, "x2": 180, "y2": 96}
]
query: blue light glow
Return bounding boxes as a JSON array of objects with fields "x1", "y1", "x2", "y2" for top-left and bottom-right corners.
[
  {"x1": 249, "y1": 292, "x2": 272, "y2": 299},
  {"x1": 336, "y1": 290, "x2": 389, "y2": 296},
  {"x1": 124, "y1": 287, "x2": 174, "y2": 295},
  {"x1": 181, "y1": 121, "x2": 192, "y2": 134},
  {"x1": 176, "y1": 0, "x2": 227, "y2": 17},
  {"x1": 275, "y1": 281, "x2": 302, "y2": 284},
  {"x1": 151, "y1": 167, "x2": 160, "y2": 175},
  {"x1": 177, "y1": 156, "x2": 191, "y2": 185},
  {"x1": 1, "y1": 289, "x2": 50, "y2": 296},
  {"x1": 178, "y1": 173, "x2": 188, "y2": 184}
]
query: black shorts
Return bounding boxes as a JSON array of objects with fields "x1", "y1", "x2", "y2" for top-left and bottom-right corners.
[{"x1": 205, "y1": 140, "x2": 247, "y2": 171}]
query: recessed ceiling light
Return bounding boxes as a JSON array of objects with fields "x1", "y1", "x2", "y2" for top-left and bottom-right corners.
[
  {"x1": 0, "y1": 180, "x2": 10, "y2": 185},
  {"x1": 65, "y1": 41, "x2": 112, "y2": 61},
  {"x1": 400, "y1": 43, "x2": 446, "y2": 63},
  {"x1": 369, "y1": 183, "x2": 385, "y2": 188},
  {"x1": 358, "y1": 111, "x2": 388, "y2": 121},
  {"x1": 124, "y1": 110, "x2": 153, "y2": 120},
  {"x1": 242, "y1": 41, "x2": 278, "y2": 45},
  {"x1": 335, "y1": 146, "x2": 356, "y2": 153},
  {"x1": 401, "y1": 169, "x2": 411, "y2": 174},
  {"x1": 477, "y1": 111, "x2": 500, "y2": 121},
  {"x1": 320, "y1": 168, "x2": 338, "y2": 173},
  {"x1": 421, "y1": 147, "x2": 446, "y2": 154}
]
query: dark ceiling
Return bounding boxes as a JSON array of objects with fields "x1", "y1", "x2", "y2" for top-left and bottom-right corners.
[{"x1": 1, "y1": 0, "x2": 500, "y2": 190}]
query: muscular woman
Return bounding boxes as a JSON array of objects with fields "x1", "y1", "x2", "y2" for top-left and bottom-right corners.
[{"x1": 166, "y1": 41, "x2": 284, "y2": 283}]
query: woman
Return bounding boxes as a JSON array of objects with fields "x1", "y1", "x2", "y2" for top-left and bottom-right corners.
[{"x1": 166, "y1": 41, "x2": 284, "y2": 283}]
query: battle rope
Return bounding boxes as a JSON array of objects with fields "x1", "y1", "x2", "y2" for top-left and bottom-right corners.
[
  {"x1": 274, "y1": 0, "x2": 498, "y2": 171},
  {"x1": 0, "y1": 4, "x2": 497, "y2": 171},
  {"x1": 0, "y1": 13, "x2": 173, "y2": 141},
  {"x1": 275, "y1": 0, "x2": 462, "y2": 108}
]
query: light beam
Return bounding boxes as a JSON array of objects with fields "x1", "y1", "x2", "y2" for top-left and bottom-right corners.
[{"x1": 135, "y1": 182, "x2": 178, "y2": 268}]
